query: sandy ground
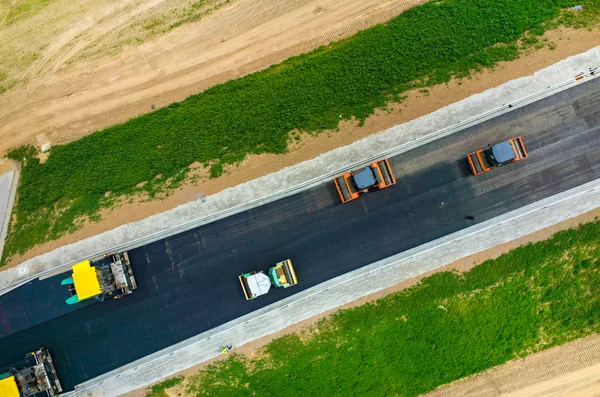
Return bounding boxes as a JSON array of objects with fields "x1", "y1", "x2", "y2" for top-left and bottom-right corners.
[
  {"x1": 0, "y1": 0, "x2": 428, "y2": 154},
  {"x1": 4, "y1": 25, "x2": 600, "y2": 269},
  {"x1": 122, "y1": 206, "x2": 600, "y2": 397}
]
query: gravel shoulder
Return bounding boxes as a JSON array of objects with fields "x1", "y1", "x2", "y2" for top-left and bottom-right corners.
[{"x1": 0, "y1": 161, "x2": 16, "y2": 262}]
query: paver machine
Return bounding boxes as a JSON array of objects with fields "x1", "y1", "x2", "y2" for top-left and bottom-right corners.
[
  {"x1": 0, "y1": 348, "x2": 62, "y2": 397},
  {"x1": 239, "y1": 259, "x2": 298, "y2": 300},
  {"x1": 467, "y1": 137, "x2": 528, "y2": 175},
  {"x1": 334, "y1": 159, "x2": 396, "y2": 203},
  {"x1": 61, "y1": 252, "x2": 137, "y2": 305}
]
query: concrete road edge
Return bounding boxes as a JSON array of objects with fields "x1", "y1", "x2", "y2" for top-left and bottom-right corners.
[{"x1": 0, "y1": 164, "x2": 19, "y2": 264}]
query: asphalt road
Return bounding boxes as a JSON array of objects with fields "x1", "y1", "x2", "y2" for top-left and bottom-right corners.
[{"x1": 1, "y1": 78, "x2": 599, "y2": 391}]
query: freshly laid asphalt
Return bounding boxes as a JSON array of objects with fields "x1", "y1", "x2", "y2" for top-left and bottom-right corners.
[
  {"x1": 1, "y1": 78, "x2": 599, "y2": 391},
  {"x1": 0, "y1": 277, "x2": 94, "y2": 338}
]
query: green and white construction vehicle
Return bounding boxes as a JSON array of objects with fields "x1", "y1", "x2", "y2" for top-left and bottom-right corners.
[{"x1": 239, "y1": 259, "x2": 298, "y2": 300}]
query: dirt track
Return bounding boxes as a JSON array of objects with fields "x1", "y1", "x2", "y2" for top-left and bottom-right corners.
[{"x1": 0, "y1": 0, "x2": 427, "y2": 154}]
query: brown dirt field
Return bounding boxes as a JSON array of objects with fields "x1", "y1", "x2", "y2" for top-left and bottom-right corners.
[
  {"x1": 0, "y1": 0, "x2": 428, "y2": 155},
  {"x1": 4, "y1": 25, "x2": 600, "y2": 269},
  {"x1": 123, "y1": 206, "x2": 600, "y2": 397}
]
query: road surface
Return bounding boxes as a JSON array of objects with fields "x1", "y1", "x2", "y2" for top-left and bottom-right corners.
[{"x1": 1, "y1": 78, "x2": 599, "y2": 391}]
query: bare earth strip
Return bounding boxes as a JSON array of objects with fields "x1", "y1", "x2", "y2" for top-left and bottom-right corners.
[{"x1": 0, "y1": 0, "x2": 427, "y2": 154}]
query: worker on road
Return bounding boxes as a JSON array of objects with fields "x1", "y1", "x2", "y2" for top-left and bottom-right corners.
[{"x1": 221, "y1": 345, "x2": 233, "y2": 354}]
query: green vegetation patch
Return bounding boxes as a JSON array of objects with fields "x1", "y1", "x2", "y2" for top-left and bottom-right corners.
[
  {"x1": 4, "y1": 0, "x2": 600, "y2": 264},
  {"x1": 146, "y1": 376, "x2": 185, "y2": 397},
  {"x1": 2, "y1": 0, "x2": 52, "y2": 25},
  {"x1": 90, "y1": 0, "x2": 232, "y2": 56},
  {"x1": 5, "y1": 145, "x2": 38, "y2": 163},
  {"x1": 149, "y1": 220, "x2": 600, "y2": 397}
]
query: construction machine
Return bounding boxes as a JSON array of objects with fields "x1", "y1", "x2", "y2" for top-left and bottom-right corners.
[
  {"x1": 0, "y1": 348, "x2": 62, "y2": 397},
  {"x1": 239, "y1": 259, "x2": 298, "y2": 300},
  {"x1": 334, "y1": 159, "x2": 396, "y2": 203},
  {"x1": 467, "y1": 137, "x2": 528, "y2": 175},
  {"x1": 61, "y1": 252, "x2": 137, "y2": 305}
]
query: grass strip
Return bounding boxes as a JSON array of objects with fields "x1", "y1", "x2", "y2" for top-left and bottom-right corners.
[
  {"x1": 4, "y1": 0, "x2": 600, "y2": 264},
  {"x1": 147, "y1": 219, "x2": 600, "y2": 397},
  {"x1": 145, "y1": 376, "x2": 185, "y2": 397}
]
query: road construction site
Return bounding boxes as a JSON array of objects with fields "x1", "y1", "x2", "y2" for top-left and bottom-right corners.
[
  {"x1": 1, "y1": 57, "x2": 599, "y2": 396},
  {"x1": 3, "y1": 2, "x2": 600, "y2": 270}
]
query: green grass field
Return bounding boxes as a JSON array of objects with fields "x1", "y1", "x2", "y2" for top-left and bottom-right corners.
[
  {"x1": 147, "y1": 219, "x2": 600, "y2": 397},
  {"x1": 145, "y1": 376, "x2": 185, "y2": 397},
  {"x1": 3, "y1": 0, "x2": 600, "y2": 265}
]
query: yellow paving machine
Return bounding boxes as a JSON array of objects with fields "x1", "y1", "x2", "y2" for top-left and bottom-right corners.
[
  {"x1": 0, "y1": 348, "x2": 62, "y2": 397},
  {"x1": 239, "y1": 259, "x2": 298, "y2": 300},
  {"x1": 61, "y1": 252, "x2": 137, "y2": 305}
]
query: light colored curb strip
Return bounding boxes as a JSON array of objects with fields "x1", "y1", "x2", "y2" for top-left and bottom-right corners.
[
  {"x1": 67, "y1": 177, "x2": 600, "y2": 397},
  {"x1": 1, "y1": 49, "x2": 598, "y2": 292},
  {"x1": 0, "y1": 164, "x2": 19, "y2": 263}
]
